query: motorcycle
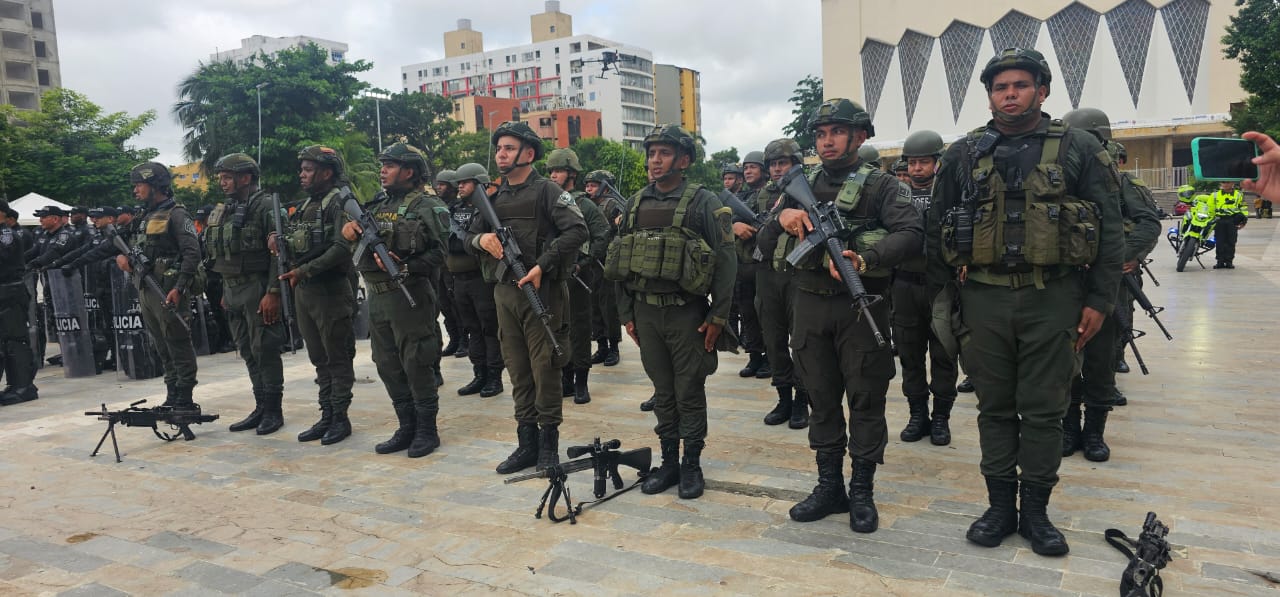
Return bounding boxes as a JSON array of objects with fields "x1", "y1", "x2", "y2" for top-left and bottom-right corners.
[{"x1": 1166, "y1": 198, "x2": 1217, "y2": 272}]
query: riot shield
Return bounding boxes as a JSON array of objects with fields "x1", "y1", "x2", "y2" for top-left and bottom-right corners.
[
  {"x1": 46, "y1": 270, "x2": 97, "y2": 377},
  {"x1": 190, "y1": 295, "x2": 212, "y2": 356},
  {"x1": 110, "y1": 267, "x2": 162, "y2": 380},
  {"x1": 83, "y1": 264, "x2": 113, "y2": 370},
  {"x1": 353, "y1": 283, "x2": 370, "y2": 340},
  {"x1": 24, "y1": 271, "x2": 42, "y2": 370}
]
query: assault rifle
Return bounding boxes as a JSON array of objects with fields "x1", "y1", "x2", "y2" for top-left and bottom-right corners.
[
  {"x1": 1124, "y1": 272, "x2": 1172, "y2": 341},
  {"x1": 84, "y1": 399, "x2": 219, "y2": 462},
  {"x1": 269, "y1": 194, "x2": 297, "y2": 354},
  {"x1": 467, "y1": 186, "x2": 562, "y2": 355},
  {"x1": 1107, "y1": 512, "x2": 1172, "y2": 597},
  {"x1": 505, "y1": 438, "x2": 651, "y2": 524},
  {"x1": 109, "y1": 228, "x2": 190, "y2": 333},
  {"x1": 1113, "y1": 293, "x2": 1150, "y2": 375},
  {"x1": 778, "y1": 164, "x2": 886, "y2": 346},
  {"x1": 341, "y1": 189, "x2": 416, "y2": 308},
  {"x1": 721, "y1": 190, "x2": 766, "y2": 229}
]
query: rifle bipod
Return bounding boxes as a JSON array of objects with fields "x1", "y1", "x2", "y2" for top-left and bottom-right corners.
[
  {"x1": 85, "y1": 399, "x2": 220, "y2": 462},
  {"x1": 532, "y1": 464, "x2": 648, "y2": 524},
  {"x1": 505, "y1": 438, "x2": 653, "y2": 524}
]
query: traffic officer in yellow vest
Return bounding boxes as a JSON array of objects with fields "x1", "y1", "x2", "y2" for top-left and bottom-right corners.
[
  {"x1": 927, "y1": 49, "x2": 1124, "y2": 556},
  {"x1": 756, "y1": 99, "x2": 922, "y2": 533},
  {"x1": 1212, "y1": 181, "x2": 1247, "y2": 269},
  {"x1": 343, "y1": 143, "x2": 449, "y2": 458},
  {"x1": 469, "y1": 121, "x2": 588, "y2": 474},
  {"x1": 206, "y1": 153, "x2": 287, "y2": 435},
  {"x1": 118, "y1": 162, "x2": 204, "y2": 409},
  {"x1": 606, "y1": 124, "x2": 736, "y2": 500}
]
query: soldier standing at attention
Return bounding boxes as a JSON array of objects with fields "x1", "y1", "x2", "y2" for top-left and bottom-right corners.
[
  {"x1": 546, "y1": 148, "x2": 610, "y2": 405},
  {"x1": 117, "y1": 163, "x2": 204, "y2": 409},
  {"x1": 894, "y1": 130, "x2": 960, "y2": 446},
  {"x1": 606, "y1": 124, "x2": 736, "y2": 500},
  {"x1": 205, "y1": 153, "x2": 287, "y2": 435},
  {"x1": 757, "y1": 99, "x2": 921, "y2": 533},
  {"x1": 584, "y1": 170, "x2": 625, "y2": 370},
  {"x1": 343, "y1": 143, "x2": 449, "y2": 458},
  {"x1": 469, "y1": 122, "x2": 588, "y2": 474},
  {"x1": 927, "y1": 49, "x2": 1123, "y2": 556},
  {"x1": 729, "y1": 158, "x2": 769, "y2": 381},
  {"x1": 0, "y1": 198, "x2": 38, "y2": 406},
  {"x1": 435, "y1": 170, "x2": 467, "y2": 359},
  {"x1": 276, "y1": 146, "x2": 357, "y2": 446},
  {"x1": 452, "y1": 164, "x2": 505, "y2": 399}
]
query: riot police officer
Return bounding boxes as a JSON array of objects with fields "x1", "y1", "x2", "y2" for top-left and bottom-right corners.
[
  {"x1": 607, "y1": 124, "x2": 736, "y2": 500},
  {"x1": 0, "y1": 198, "x2": 37, "y2": 406},
  {"x1": 277, "y1": 145, "x2": 358, "y2": 445},
  {"x1": 343, "y1": 143, "x2": 449, "y2": 458},
  {"x1": 757, "y1": 99, "x2": 922, "y2": 533},
  {"x1": 468, "y1": 122, "x2": 588, "y2": 474},
  {"x1": 451, "y1": 163, "x2": 505, "y2": 399},
  {"x1": 928, "y1": 49, "x2": 1124, "y2": 556},
  {"x1": 55, "y1": 206, "x2": 118, "y2": 371},
  {"x1": 117, "y1": 162, "x2": 204, "y2": 409},
  {"x1": 205, "y1": 153, "x2": 288, "y2": 435}
]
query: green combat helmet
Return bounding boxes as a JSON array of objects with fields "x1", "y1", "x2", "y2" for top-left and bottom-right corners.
[
  {"x1": 455, "y1": 162, "x2": 491, "y2": 185},
  {"x1": 643, "y1": 124, "x2": 698, "y2": 159},
  {"x1": 980, "y1": 48, "x2": 1053, "y2": 92},
  {"x1": 129, "y1": 161, "x2": 172, "y2": 187},
  {"x1": 721, "y1": 163, "x2": 744, "y2": 177},
  {"x1": 213, "y1": 153, "x2": 260, "y2": 178},
  {"x1": 297, "y1": 145, "x2": 348, "y2": 181},
  {"x1": 584, "y1": 170, "x2": 615, "y2": 186},
  {"x1": 742, "y1": 151, "x2": 766, "y2": 169},
  {"x1": 858, "y1": 144, "x2": 880, "y2": 164},
  {"x1": 435, "y1": 169, "x2": 457, "y2": 187},
  {"x1": 545, "y1": 148, "x2": 583, "y2": 173},
  {"x1": 379, "y1": 142, "x2": 430, "y2": 183},
  {"x1": 902, "y1": 130, "x2": 945, "y2": 158},
  {"x1": 763, "y1": 138, "x2": 803, "y2": 165},
  {"x1": 1110, "y1": 141, "x2": 1128, "y2": 164},
  {"x1": 491, "y1": 121, "x2": 545, "y2": 160},
  {"x1": 808, "y1": 98, "x2": 876, "y2": 138},
  {"x1": 893, "y1": 159, "x2": 908, "y2": 173},
  {"x1": 1062, "y1": 108, "x2": 1112, "y2": 141}
]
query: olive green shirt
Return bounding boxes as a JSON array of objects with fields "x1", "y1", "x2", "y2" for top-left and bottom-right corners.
[
  {"x1": 573, "y1": 190, "x2": 610, "y2": 265},
  {"x1": 354, "y1": 187, "x2": 447, "y2": 284},
  {"x1": 465, "y1": 171, "x2": 589, "y2": 282}
]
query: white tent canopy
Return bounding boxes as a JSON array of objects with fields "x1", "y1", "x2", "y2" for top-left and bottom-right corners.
[{"x1": 9, "y1": 192, "x2": 72, "y2": 226}]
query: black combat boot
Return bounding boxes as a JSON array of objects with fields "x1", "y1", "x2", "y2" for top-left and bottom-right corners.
[
  {"x1": 763, "y1": 386, "x2": 792, "y2": 426},
  {"x1": 1081, "y1": 406, "x2": 1111, "y2": 462},
  {"x1": 159, "y1": 382, "x2": 178, "y2": 409},
  {"x1": 573, "y1": 368, "x2": 591, "y2": 404},
  {"x1": 899, "y1": 396, "x2": 930, "y2": 442},
  {"x1": 375, "y1": 403, "x2": 415, "y2": 454},
  {"x1": 639, "y1": 394, "x2": 656, "y2": 412},
  {"x1": 738, "y1": 352, "x2": 764, "y2": 377},
  {"x1": 433, "y1": 366, "x2": 443, "y2": 388},
  {"x1": 642, "y1": 439, "x2": 680, "y2": 494},
  {"x1": 591, "y1": 339, "x2": 609, "y2": 364},
  {"x1": 848, "y1": 459, "x2": 879, "y2": 533},
  {"x1": 297, "y1": 405, "x2": 332, "y2": 442},
  {"x1": 495, "y1": 423, "x2": 538, "y2": 474},
  {"x1": 454, "y1": 336, "x2": 469, "y2": 359},
  {"x1": 1018, "y1": 483, "x2": 1070, "y2": 556},
  {"x1": 0, "y1": 385, "x2": 37, "y2": 406},
  {"x1": 754, "y1": 354, "x2": 771, "y2": 379},
  {"x1": 442, "y1": 335, "x2": 459, "y2": 357},
  {"x1": 407, "y1": 407, "x2": 440, "y2": 458},
  {"x1": 457, "y1": 365, "x2": 486, "y2": 396},
  {"x1": 603, "y1": 338, "x2": 620, "y2": 367},
  {"x1": 678, "y1": 442, "x2": 704, "y2": 499},
  {"x1": 561, "y1": 367, "x2": 575, "y2": 398},
  {"x1": 1112, "y1": 388, "x2": 1128, "y2": 406},
  {"x1": 1114, "y1": 356, "x2": 1130, "y2": 374},
  {"x1": 930, "y1": 397, "x2": 954, "y2": 446},
  {"x1": 789, "y1": 451, "x2": 850, "y2": 522},
  {"x1": 257, "y1": 390, "x2": 284, "y2": 435},
  {"x1": 229, "y1": 390, "x2": 265, "y2": 432},
  {"x1": 966, "y1": 477, "x2": 1018, "y2": 547},
  {"x1": 536, "y1": 424, "x2": 559, "y2": 470},
  {"x1": 956, "y1": 377, "x2": 975, "y2": 393},
  {"x1": 1061, "y1": 401, "x2": 1083, "y2": 457},
  {"x1": 173, "y1": 386, "x2": 198, "y2": 411},
  {"x1": 789, "y1": 389, "x2": 809, "y2": 429},
  {"x1": 480, "y1": 368, "x2": 504, "y2": 398},
  {"x1": 320, "y1": 405, "x2": 351, "y2": 445}
]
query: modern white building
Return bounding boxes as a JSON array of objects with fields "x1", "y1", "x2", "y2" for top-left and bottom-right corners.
[
  {"x1": 212, "y1": 34, "x2": 348, "y2": 65},
  {"x1": 0, "y1": 0, "x2": 60, "y2": 111},
  {"x1": 400, "y1": 1, "x2": 657, "y2": 148}
]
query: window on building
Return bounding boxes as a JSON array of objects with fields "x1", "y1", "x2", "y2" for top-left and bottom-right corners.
[
  {"x1": 535, "y1": 50, "x2": 541, "y2": 59},
  {"x1": 33, "y1": 40, "x2": 45, "y2": 58},
  {"x1": 433, "y1": 67, "x2": 442, "y2": 77},
  {"x1": 550, "y1": 25, "x2": 556, "y2": 33},
  {"x1": 488, "y1": 58, "x2": 493, "y2": 66},
  {"x1": 539, "y1": 117, "x2": 552, "y2": 127},
  {"x1": 331, "y1": 50, "x2": 344, "y2": 62},
  {"x1": 402, "y1": 72, "x2": 407, "y2": 80},
  {"x1": 522, "y1": 51, "x2": 534, "y2": 62},
  {"x1": 461, "y1": 42, "x2": 466, "y2": 49},
  {"x1": 570, "y1": 42, "x2": 581, "y2": 53},
  {"x1": 30, "y1": 11, "x2": 42, "y2": 29},
  {"x1": 555, "y1": 47, "x2": 560, "y2": 58},
  {"x1": 444, "y1": 65, "x2": 449, "y2": 75},
  {"x1": 589, "y1": 92, "x2": 596, "y2": 102},
  {"x1": 37, "y1": 68, "x2": 48, "y2": 86}
]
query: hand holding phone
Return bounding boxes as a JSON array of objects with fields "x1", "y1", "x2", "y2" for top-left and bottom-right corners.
[{"x1": 1241, "y1": 131, "x2": 1280, "y2": 201}]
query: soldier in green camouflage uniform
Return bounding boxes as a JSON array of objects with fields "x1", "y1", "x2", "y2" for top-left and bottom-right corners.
[
  {"x1": 343, "y1": 143, "x2": 449, "y2": 458},
  {"x1": 434, "y1": 170, "x2": 466, "y2": 359},
  {"x1": 927, "y1": 49, "x2": 1124, "y2": 556},
  {"x1": 118, "y1": 162, "x2": 204, "y2": 409},
  {"x1": 452, "y1": 164, "x2": 505, "y2": 398},
  {"x1": 278, "y1": 146, "x2": 357, "y2": 446},
  {"x1": 607, "y1": 124, "x2": 737, "y2": 500},
  {"x1": 206, "y1": 153, "x2": 287, "y2": 435},
  {"x1": 585, "y1": 170, "x2": 625, "y2": 369}
]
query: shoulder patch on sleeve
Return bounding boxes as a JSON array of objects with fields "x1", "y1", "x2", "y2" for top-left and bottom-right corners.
[
  {"x1": 714, "y1": 206, "x2": 733, "y2": 242},
  {"x1": 557, "y1": 191, "x2": 584, "y2": 218},
  {"x1": 1095, "y1": 149, "x2": 1121, "y2": 194}
]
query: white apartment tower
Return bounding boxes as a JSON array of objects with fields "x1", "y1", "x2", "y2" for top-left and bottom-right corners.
[
  {"x1": 401, "y1": 1, "x2": 657, "y2": 148},
  {"x1": 0, "y1": 0, "x2": 60, "y2": 110},
  {"x1": 213, "y1": 35, "x2": 348, "y2": 65}
]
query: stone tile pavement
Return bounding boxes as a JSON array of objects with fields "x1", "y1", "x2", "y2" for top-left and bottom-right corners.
[{"x1": 1, "y1": 218, "x2": 1279, "y2": 595}]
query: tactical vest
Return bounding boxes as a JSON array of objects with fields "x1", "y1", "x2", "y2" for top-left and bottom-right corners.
[
  {"x1": 942, "y1": 122, "x2": 1100, "y2": 270},
  {"x1": 357, "y1": 190, "x2": 440, "y2": 277},
  {"x1": 205, "y1": 191, "x2": 272, "y2": 275},
  {"x1": 603, "y1": 183, "x2": 717, "y2": 297},
  {"x1": 288, "y1": 188, "x2": 342, "y2": 263},
  {"x1": 1121, "y1": 173, "x2": 1156, "y2": 235},
  {"x1": 446, "y1": 203, "x2": 480, "y2": 273},
  {"x1": 134, "y1": 202, "x2": 205, "y2": 293},
  {"x1": 0, "y1": 227, "x2": 20, "y2": 282},
  {"x1": 481, "y1": 181, "x2": 576, "y2": 284},
  {"x1": 773, "y1": 163, "x2": 892, "y2": 278}
]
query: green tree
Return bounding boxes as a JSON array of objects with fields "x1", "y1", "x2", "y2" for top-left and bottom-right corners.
[
  {"x1": 783, "y1": 75, "x2": 823, "y2": 151},
  {"x1": 710, "y1": 147, "x2": 740, "y2": 166},
  {"x1": 347, "y1": 90, "x2": 462, "y2": 173},
  {"x1": 569, "y1": 136, "x2": 647, "y2": 196},
  {"x1": 438, "y1": 130, "x2": 496, "y2": 177},
  {"x1": 174, "y1": 43, "x2": 372, "y2": 198},
  {"x1": 0, "y1": 88, "x2": 157, "y2": 205},
  {"x1": 1223, "y1": 0, "x2": 1280, "y2": 139}
]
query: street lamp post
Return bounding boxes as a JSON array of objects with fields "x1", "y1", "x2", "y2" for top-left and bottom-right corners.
[
  {"x1": 362, "y1": 90, "x2": 392, "y2": 153},
  {"x1": 486, "y1": 110, "x2": 499, "y2": 169},
  {"x1": 255, "y1": 82, "x2": 269, "y2": 164}
]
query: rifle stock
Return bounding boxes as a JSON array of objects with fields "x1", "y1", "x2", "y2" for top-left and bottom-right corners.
[
  {"x1": 341, "y1": 189, "x2": 417, "y2": 308},
  {"x1": 269, "y1": 194, "x2": 298, "y2": 353}
]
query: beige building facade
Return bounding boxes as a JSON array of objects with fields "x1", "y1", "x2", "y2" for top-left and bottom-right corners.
[
  {"x1": 821, "y1": 0, "x2": 1244, "y2": 187},
  {"x1": 0, "y1": 0, "x2": 59, "y2": 111}
]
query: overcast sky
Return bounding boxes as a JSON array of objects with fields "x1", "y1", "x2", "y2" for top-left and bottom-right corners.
[{"x1": 54, "y1": 0, "x2": 821, "y2": 166}]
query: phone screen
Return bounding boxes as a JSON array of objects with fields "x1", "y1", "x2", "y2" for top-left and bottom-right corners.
[{"x1": 1194, "y1": 138, "x2": 1259, "y2": 180}]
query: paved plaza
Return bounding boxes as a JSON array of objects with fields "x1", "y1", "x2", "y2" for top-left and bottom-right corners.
[{"x1": 2, "y1": 218, "x2": 1279, "y2": 596}]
